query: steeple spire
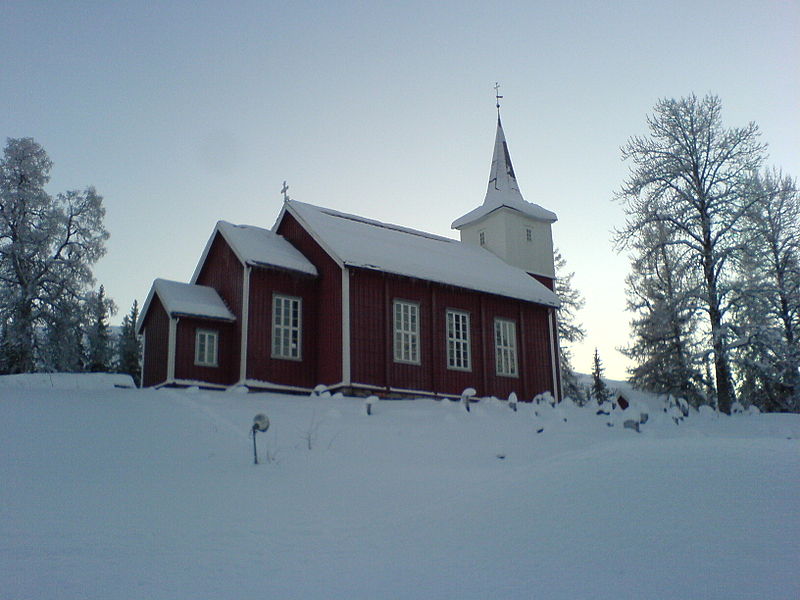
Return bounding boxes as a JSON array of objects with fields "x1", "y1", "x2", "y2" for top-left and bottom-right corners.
[
  {"x1": 451, "y1": 96, "x2": 557, "y2": 230},
  {"x1": 485, "y1": 111, "x2": 524, "y2": 204}
]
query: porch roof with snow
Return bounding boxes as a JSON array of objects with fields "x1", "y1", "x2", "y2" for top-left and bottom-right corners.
[
  {"x1": 137, "y1": 279, "x2": 236, "y2": 333},
  {"x1": 191, "y1": 221, "x2": 318, "y2": 283},
  {"x1": 451, "y1": 116, "x2": 557, "y2": 229},
  {"x1": 279, "y1": 200, "x2": 560, "y2": 307}
]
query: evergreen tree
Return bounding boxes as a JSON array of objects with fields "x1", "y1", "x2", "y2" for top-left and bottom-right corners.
[
  {"x1": 591, "y1": 348, "x2": 610, "y2": 404},
  {"x1": 116, "y1": 300, "x2": 142, "y2": 386},
  {"x1": 621, "y1": 222, "x2": 707, "y2": 406},
  {"x1": 86, "y1": 285, "x2": 115, "y2": 372},
  {"x1": 554, "y1": 249, "x2": 586, "y2": 402},
  {"x1": 40, "y1": 295, "x2": 85, "y2": 372},
  {"x1": 615, "y1": 94, "x2": 766, "y2": 413}
]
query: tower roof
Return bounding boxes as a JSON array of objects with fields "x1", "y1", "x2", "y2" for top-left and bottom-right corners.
[{"x1": 452, "y1": 115, "x2": 557, "y2": 229}]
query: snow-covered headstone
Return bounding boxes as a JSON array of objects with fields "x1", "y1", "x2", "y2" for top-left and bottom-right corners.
[
  {"x1": 508, "y1": 392, "x2": 518, "y2": 412},
  {"x1": 461, "y1": 387, "x2": 477, "y2": 412},
  {"x1": 365, "y1": 395, "x2": 378, "y2": 416}
]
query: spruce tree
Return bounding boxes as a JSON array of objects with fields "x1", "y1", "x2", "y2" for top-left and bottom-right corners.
[
  {"x1": 86, "y1": 285, "x2": 115, "y2": 372},
  {"x1": 621, "y1": 222, "x2": 706, "y2": 406},
  {"x1": 116, "y1": 300, "x2": 142, "y2": 386},
  {"x1": 591, "y1": 348, "x2": 610, "y2": 404},
  {"x1": 554, "y1": 249, "x2": 586, "y2": 402}
]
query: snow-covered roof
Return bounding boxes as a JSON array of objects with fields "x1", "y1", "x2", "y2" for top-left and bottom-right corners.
[
  {"x1": 281, "y1": 200, "x2": 560, "y2": 307},
  {"x1": 137, "y1": 279, "x2": 236, "y2": 332},
  {"x1": 452, "y1": 117, "x2": 557, "y2": 229},
  {"x1": 191, "y1": 221, "x2": 317, "y2": 283}
]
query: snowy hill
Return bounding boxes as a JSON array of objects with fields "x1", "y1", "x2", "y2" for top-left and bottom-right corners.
[{"x1": 1, "y1": 378, "x2": 798, "y2": 599}]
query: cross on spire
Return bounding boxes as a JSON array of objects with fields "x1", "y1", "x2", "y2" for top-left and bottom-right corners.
[
  {"x1": 494, "y1": 82, "x2": 503, "y2": 114},
  {"x1": 281, "y1": 181, "x2": 290, "y2": 202}
]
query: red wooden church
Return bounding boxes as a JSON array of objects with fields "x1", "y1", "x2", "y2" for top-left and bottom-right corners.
[{"x1": 138, "y1": 115, "x2": 563, "y2": 400}]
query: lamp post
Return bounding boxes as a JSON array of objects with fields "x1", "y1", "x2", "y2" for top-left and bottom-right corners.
[{"x1": 252, "y1": 413, "x2": 270, "y2": 465}]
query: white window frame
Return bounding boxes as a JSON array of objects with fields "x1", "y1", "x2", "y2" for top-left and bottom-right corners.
[
  {"x1": 272, "y1": 294, "x2": 302, "y2": 360},
  {"x1": 393, "y1": 300, "x2": 420, "y2": 365},
  {"x1": 526, "y1": 228, "x2": 533, "y2": 242},
  {"x1": 494, "y1": 318, "x2": 518, "y2": 377},
  {"x1": 479, "y1": 230, "x2": 486, "y2": 246},
  {"x1": 446, "y1": 309, "x2": 471, "y2": 371},
  {"x1": 195, "y1": 329, "x2": 218, "y2": 367}
]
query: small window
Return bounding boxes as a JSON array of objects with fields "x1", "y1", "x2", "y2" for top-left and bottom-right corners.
[
  {"x1": 479, "y1": 231, "x2": 486, "y2": 246},
  {"x1": 393, "y1": 300, "x2": 420, "y2": 364},
  {"x1": 494, "y1": 318, "x2": 518, "y2": 377},
  {"x1": 272, "y1": 294, "x2": 302, "y2": 360},
  {"x1": 526, "y1": 228, "x2": 532, "y2": 242},
  {"x1": 195, "y1": 329, "x2": 218, "y2": 367},
  {"x1": 446, "y1": 310, "x2": 471, "y2": 371}
]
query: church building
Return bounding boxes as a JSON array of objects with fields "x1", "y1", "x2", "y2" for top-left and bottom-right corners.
[{"x1": 137, "y1": 112, "x2": 562, "y2": 400}]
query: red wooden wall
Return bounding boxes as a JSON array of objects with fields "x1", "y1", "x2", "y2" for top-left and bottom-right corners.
[
  {"x1": 246, "y1": 266, "x2": 318, "y2": 388},
  {"x1": 141, "y1": 295, "x2": 169, "y2": 387},
  {"x1": 348, "y1": 267, "x2": 556, "y2": 400},
  {"x1": 276, "y1": 212, "x2": 343, "y2": 385},
  {"x1": 173, "y1": 317, "x2": 236, "y2": 385},
  {"x1": 194, "y1": 233, "x2": 243, "y2": 375}
]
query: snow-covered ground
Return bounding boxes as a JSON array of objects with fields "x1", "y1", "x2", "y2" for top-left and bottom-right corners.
[{"x1": 1, "y1": 375, "x2": 798, "y2": 599}]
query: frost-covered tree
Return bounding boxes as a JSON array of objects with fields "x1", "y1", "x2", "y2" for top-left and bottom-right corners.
[
  {"x1": 554, "y1": 249, "x2": 586, "y2": 402},
  {"x1": 732, "y1": 169, "x2": 800, "y2": 411},
  {"x1": 40, "y1": 295, "x2": 85, "y2": 372},
  {"x1": 615, "y1": 94, "x2": 766, "y2": 413},
  {"x1": 0, "y1": 138, "x2": 109, "y2": 372},
  {"x1": 86, "y1": 285, "x2": 116, "y2": 372},
  {"x1": 621, "y1": 222, "x2": 707, "y2": 406},
  {"x1": 590, "y1": 348, "x2": 610, "y2": 404},
  {"x1": 116, "y1": 300, "x2": 142, "y2": 386}
]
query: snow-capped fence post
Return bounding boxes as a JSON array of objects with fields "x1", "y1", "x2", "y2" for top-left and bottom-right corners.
[
  {"x1": 508, "y1": 392, "x2": 518, "y2": 412},
  {"x1": 251, "y1": 413, "x2": 270, "y2": 465}
]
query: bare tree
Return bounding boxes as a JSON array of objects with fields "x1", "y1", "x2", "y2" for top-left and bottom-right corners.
[
  {"x1": 615, "y1": 94, "x2": 766, "y2": 413},
  {"x1": 0, "y1": 138, "x2": 109, "y2": 372},
  {"x1": 733, "y1": 169, "x2": 800, "y2": 411}
]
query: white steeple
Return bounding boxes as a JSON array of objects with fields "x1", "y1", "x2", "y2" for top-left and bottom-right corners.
[{"x1": 452, "y1": 102, "x2": 557, "y2": 281}]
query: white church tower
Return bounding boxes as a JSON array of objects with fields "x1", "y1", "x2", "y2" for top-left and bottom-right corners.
[{"x1": 452, "y1": 104, "x2": 557, "y2": 288}]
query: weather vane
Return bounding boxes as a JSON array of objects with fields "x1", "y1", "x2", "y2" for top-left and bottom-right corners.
[
  {"x1": 281, "y1": 180, "x2": 291, "y2": 202},
  {"x1": 494, "y1": 82, "x2": 503, "y2": 113}
]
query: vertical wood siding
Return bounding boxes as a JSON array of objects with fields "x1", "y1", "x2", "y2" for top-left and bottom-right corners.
[
  {"x1": 246, "y1": 267, "x2": 318, "y2": 388},
  {"x1": 174, "y1": 317, "x2": 236, "y2": 385},
  {"x1": 348, "y1": 268, "x2": 556, "y2": 399},
  {"x1": 194, "y1": 233, "x2": 243, "y2": 374},
  {"x1": 141, "y1": 295, "x2": 169, "y2": 387},
  {"x1": 276, "y1": 212, "x2": 342, "y2": 385},
  {"x1": 531, "y1": 273, "x2": 555, "y2": 291}
]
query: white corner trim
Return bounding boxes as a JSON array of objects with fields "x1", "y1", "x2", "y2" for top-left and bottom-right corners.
[
  {"x1": 167, "y1": 317, "x2": 178, "y2": 381},
  {"x1": 240, "y1": 265, "x2": 251, "y2": 382},
  {"x1": 548, "y1": 309, "x2": 560, "y2": 401},
  {"x1": 140, "y1": 330, "x2": 146, "y2": 387},
  {"x1": 342, "y1": 267, "x2": 351, "y2": 386}
]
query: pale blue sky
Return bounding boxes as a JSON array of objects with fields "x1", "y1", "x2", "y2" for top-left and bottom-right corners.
[{"x1": 2, "y1": 1, "x2": 798, "y2": 378}]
